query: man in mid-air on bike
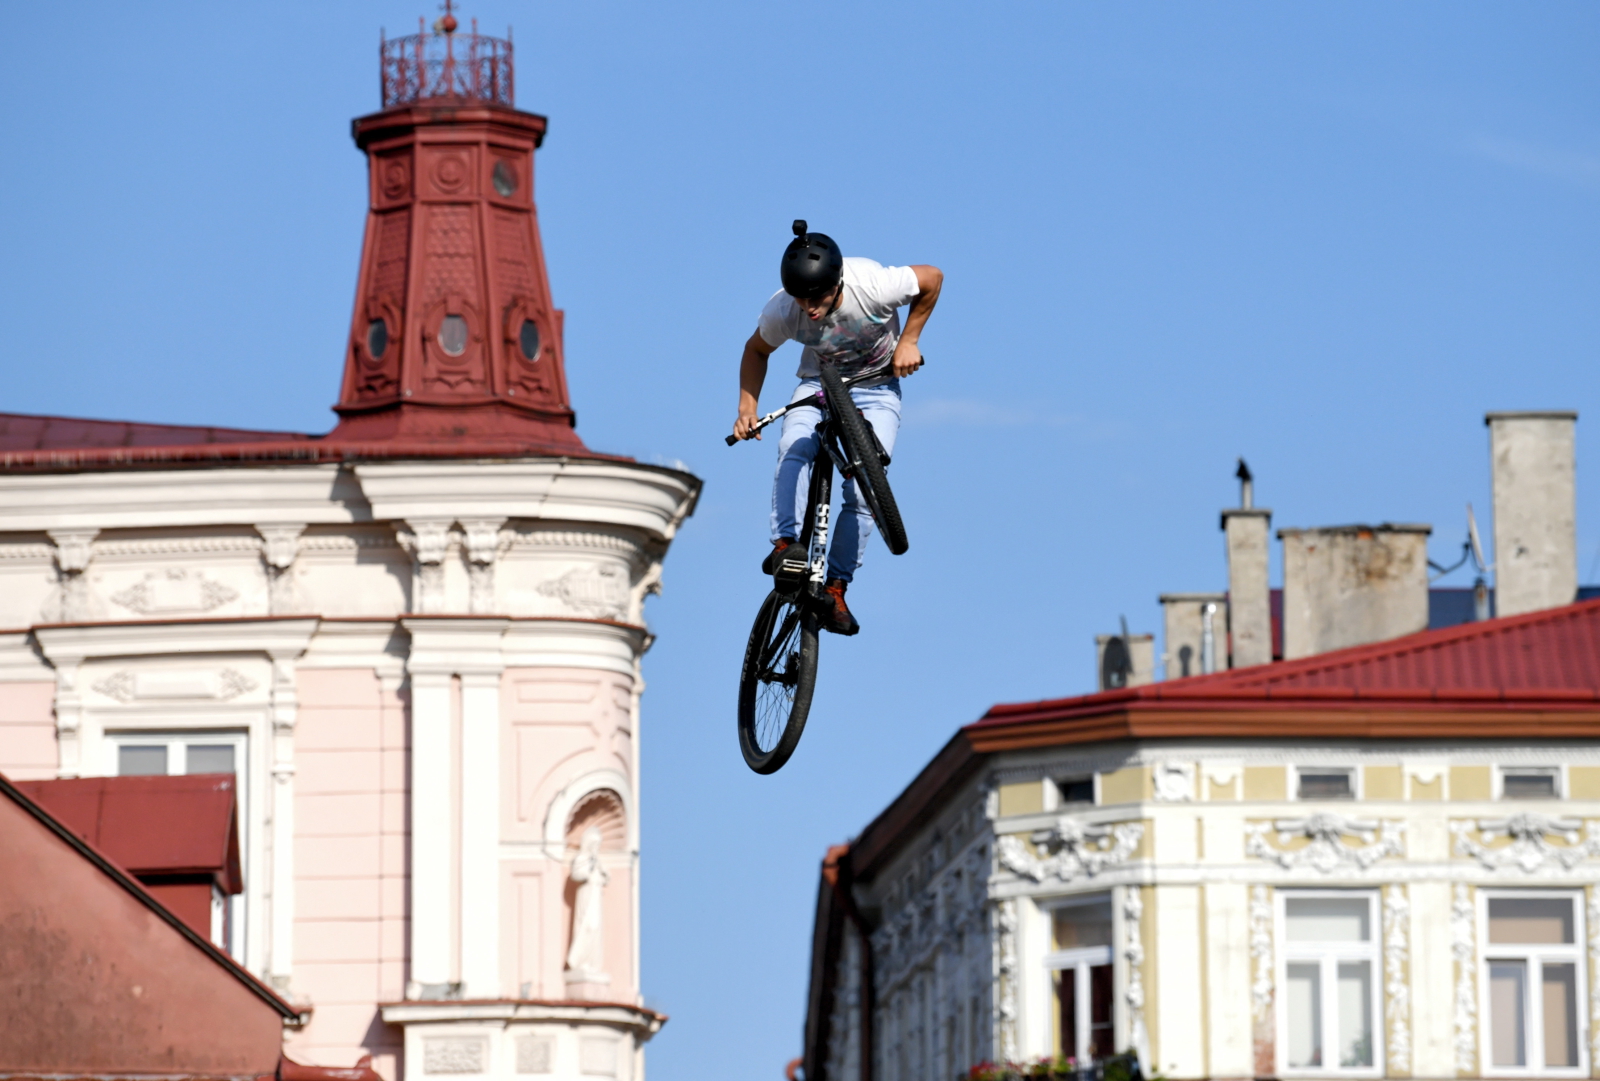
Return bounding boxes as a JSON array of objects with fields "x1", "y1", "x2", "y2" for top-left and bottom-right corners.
[{"x1": 732, "y1": 221, "x2": 943, "y2": 636}]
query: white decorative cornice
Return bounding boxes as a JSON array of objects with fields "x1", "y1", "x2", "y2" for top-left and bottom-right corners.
[
  {"x1": 379, "y1": 999, "x2": 665, "y2": 1037},
  {"x1": 0, "y1": 466, "x2": 360, "y2": 532},
  {"x1": 996, "y1": 817, "x2": 1142, "y2": 883},
  {"x1": 95, "y1": 535, "x2": 263, "y2": 557},
  {"x1": 33, "y1": 618, "x2": 320, "y2": 665},
  {"x1": 1451, "y1": 814, "x2": 1600, "y2": 872},
  {"x1": 0, "y1": 543, "x2": 61, "y2": 560},
  {"x1": 1246, "y1": 814, "x2": 1404, "y2": 874}
]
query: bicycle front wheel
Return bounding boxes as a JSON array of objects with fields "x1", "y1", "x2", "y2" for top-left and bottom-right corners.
[
  {"x1": 820, "y1": 365, "x2": 909, "y2": 555},
  {"x1": 737, "y1": 589, "x2": 819, "y2": 774}
]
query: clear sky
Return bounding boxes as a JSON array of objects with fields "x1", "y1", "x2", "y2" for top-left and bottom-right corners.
[{"x1": 3, "y1": 2, "x2": 1597, "y2": 1077}]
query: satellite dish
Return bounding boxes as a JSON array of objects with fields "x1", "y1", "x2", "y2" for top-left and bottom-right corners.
[
  {"x1": 1101, "y1": 635, "x2": 1132, "y2": 690},
  {"x1": 1467, "y1": 503, "x2": 1492, "y2": 572}
]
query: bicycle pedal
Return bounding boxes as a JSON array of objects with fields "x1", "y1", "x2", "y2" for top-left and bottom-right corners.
[{"x1": 772, "y1": 548, "x2": 811, "y2": 588}]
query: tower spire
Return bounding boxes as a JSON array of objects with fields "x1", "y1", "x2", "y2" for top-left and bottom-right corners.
[{"x1": 329, "y1": 10, "x2": 579, "y2": 451}]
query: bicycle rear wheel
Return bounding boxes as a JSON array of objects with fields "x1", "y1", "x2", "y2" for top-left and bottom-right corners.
[
  {"x1": 737, "y1": 589, "x2": 819, "y2": 774},
  {"x1": 820, "y1": 365, "x2": 909, "y2": 555}
]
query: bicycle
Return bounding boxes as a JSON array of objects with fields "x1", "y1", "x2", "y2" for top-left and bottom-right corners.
[{"x1": 725, "y1": 363, "x2": 910, "y2": 774}]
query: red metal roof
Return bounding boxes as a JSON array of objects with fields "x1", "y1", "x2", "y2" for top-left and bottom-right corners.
[
  {"x1": 13, "y1": 774, "x2": 243, "y2": 893},
  {"x1": 973, "y1": 596, "x2": 1600, "y2": 740},
  {"x1": 0, "y1": 411, "x2": 313, "y2": 452}
]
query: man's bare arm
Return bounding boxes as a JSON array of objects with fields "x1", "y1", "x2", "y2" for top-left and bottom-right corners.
[
  {"x1": 891, "y1": 264, "x2": 943, "y2": 378},
  {"x1": 734, "y1": 329, "x2": 779, "y2": 440}
]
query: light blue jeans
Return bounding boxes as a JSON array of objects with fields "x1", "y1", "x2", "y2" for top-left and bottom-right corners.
[{"x1": 770, "y1": 378, "x2": 902, "y2": 584}]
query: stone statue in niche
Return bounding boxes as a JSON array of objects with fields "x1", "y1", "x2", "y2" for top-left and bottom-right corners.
[{"x1": 565, "y1": 826, "x2": 610, "y2": 985}]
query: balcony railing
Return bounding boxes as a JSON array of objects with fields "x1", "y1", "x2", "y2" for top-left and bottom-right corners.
[{"x1": 380, "y1": 20, "x2": 513, "y2": 108}]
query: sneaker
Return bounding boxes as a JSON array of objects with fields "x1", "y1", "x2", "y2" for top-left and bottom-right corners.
[
  {"x1": 820, "y1": 579, "x2": 860, "y2": 636},
  {"x1": 761, "y1": 537, "x2": 798, "y2": 575}
]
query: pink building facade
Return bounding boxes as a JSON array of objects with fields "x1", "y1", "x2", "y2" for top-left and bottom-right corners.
[{"x1": 0, "y1": 18, "x2": 697, "y2": 1081}]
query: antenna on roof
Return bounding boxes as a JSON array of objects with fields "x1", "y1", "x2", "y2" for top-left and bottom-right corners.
[{"x1": 1467, "y1": 503, "x2": 1492, "y2": 573}]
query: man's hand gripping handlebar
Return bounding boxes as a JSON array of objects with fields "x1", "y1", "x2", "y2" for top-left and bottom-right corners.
[{"x1": 724, "y1": 368, "x2": 912, "y2": 447}]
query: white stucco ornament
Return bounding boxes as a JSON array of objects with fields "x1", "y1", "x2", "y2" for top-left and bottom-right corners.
[
  {"x1": 1451, "y1": 813, "x2": 1600, "y2": 872},
  {"x1": 996, "y1": 816, "x2": 1143, "y2": 882},
  {"x1": 1152, "y1": 761, "x2": 1195, "y2": 802},
  {"x1": 1245, "y1": 813, "x2": 1404, "y2": 873}
]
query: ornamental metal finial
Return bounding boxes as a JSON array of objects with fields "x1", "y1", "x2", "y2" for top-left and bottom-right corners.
[{"x1": 433, "y1": 0, "x2": 458, "y2": 35}]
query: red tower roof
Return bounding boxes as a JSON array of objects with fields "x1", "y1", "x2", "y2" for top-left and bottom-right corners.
[{"x1": 0, "y1": 11, "x2": 601, "y2": 473}]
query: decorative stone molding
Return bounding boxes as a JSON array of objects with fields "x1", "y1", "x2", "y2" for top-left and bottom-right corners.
[
  {"x1": 1245, "y1": 814, "x2": 1404, "y2": 874},
  {"x1": 1249, "y1": 882, "x2": 1275, "y2": 1076},
  {"x1": 1123, "y1": 887, "x2": 1151, "y2": 1067},
  {"x1": 89, "y1": 667, "x2": 258, "y2": 703},
  {"x1": 994, "y1": 898, "x2": 1018, "y2": 1062},
  {"x1": 1451, "y1": 814, "x2": 1600, "y2": 873},
  {"x1": 45, "y1": 528, "x2": 98, "y2": 623},
  {"x1": 398, "y1": 519, "x2": 452, "y2": 613},
  {"x1": 1450, "y1": 883, "x2": 1478, "y2": 1076},
  {"x1": 538, "y1": 565, "x2": 629, "y2": 620},
  {"x1": 1383, "y1": 884, "x2": 1412, "y2": 1075},
  {"x1": 1588, "y1": 891, "x2": 1600, "y2": 1068},
  {"x1": 48, "y1": 528, "x2": 97, "y2": 573},
  {"x1": 0, "y1": 543, "x2": 54, "y2": 560},
  {"x1": 422, "y1": 1036, "x2": 487, "y2": 1074},
  {"x1": 995, "y1": 818, "x2": 1142, "y2": 882},
  {"x1": 460, "y1": 517, "x2": 507, "y2": 615},
  {"x1": 94, "y1": 535, "x2": 264, "y2": 557},
  {"x1": 110, "y1": 569, "x2": 239, "y2": 616},
  {"x1": 504, "y1": 526, "x2": 647, "y2": 557},
  {"x1": 256, "y1": 523, "x2": 306, "y2": 615},
  {"x1": 1152, "y1": 761, "x2": 1195, "y2": 802}
]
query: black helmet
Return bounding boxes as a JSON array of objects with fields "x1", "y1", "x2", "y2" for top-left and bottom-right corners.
[{"x1": 781, "y1": 220, "x2": 844, "y2": 299}]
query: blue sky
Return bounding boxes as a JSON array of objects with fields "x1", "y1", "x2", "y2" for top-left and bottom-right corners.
[{"x1": 3, "y1": 3, "x2": 1597, "y2": 1077}]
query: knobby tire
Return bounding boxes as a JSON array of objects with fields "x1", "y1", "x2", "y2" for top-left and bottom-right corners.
[
  {"x1": 819, "y1": 366, "x2": 909, "y2": 555},
  {"x1": 737, "y1": 589, "x2": 819, "y2": 774}
]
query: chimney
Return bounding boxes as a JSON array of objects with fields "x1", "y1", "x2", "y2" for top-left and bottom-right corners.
[
  {"x1": 1159, "y1": 593, "x2": 1228, "y2": 679},
  {"x1": 1487, "y1": 411, "x2": 1578, "y2": 617},
  {"x1": 1278, "y1": 524, "x2": 1431, "y2": 659},
  {"x1": 1096, "y1": 632, "x2": 1154, "y2": 690},
  {"x1": 1220, "y1": 459, "x2": 1272, "y2": 668}
]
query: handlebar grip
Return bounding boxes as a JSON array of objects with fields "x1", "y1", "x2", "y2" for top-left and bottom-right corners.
[{"x1": 725, "y1": 434, "x2": 740, "y2": 446}]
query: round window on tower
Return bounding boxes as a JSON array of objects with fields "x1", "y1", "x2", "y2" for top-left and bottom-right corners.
[
  {"x1": 366, "y1": 318, "x2": 389, "y2": 359},
  {"x1": 518, "y1": 319, "x2": 541, "y2": 361},
  {"x1": 492, "y1": 160, "x2": 518, "y2": 197},
  {"x1": 438, "y1": 314, "x2": 468, "y2": 357}
]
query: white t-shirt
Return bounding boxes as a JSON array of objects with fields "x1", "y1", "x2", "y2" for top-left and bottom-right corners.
[{"x1": 757, "y1": 257, "x2": 920, "y2": 384}]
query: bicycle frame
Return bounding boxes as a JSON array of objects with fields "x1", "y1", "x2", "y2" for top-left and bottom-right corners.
[{"x1": 731, "y1": 367, "x2": 886, "y2": 601}]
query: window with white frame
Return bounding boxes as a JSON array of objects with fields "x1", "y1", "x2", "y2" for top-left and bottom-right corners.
[
  {"x1": 1047, "y1": 895, "x2": 1114, "y2": 1064},
  {"x1": 1481, "y1": 892, "x2": 1587, "y2": 1075},
  {"x1": 1279, "y1": 892, "x2": 1381, "y2": 1075},
  {"x1": 107, "y1": 731, "x2": 248, "y2": 959}
]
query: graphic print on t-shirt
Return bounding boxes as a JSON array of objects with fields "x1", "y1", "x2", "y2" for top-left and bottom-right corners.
[{"x1": 757, "y1": 258, "x2": 921, "y2": 384}]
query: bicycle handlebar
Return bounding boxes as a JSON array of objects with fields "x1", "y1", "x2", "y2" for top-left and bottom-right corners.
[{"x1": 724, "y1": 364, "x2": 918, "y2": 446}]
